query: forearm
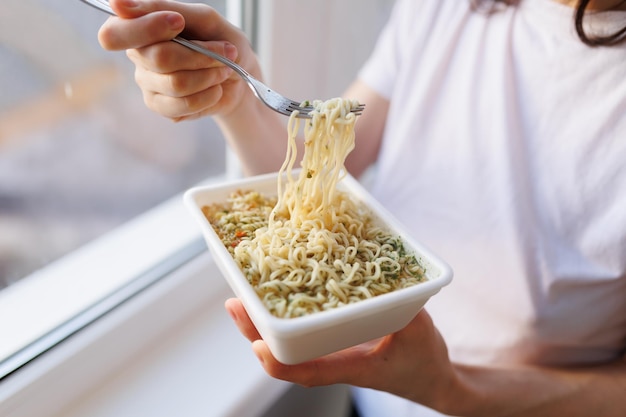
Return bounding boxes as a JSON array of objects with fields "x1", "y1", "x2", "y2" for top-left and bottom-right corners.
[
  {"x1": 443, "y1": 356, "x2": 626, "y2": 417},
  {"x1": 215, "y1": 89, "x2": 297, "y2": 176},
  {"x1": 215, "y1": 78, "x2": 389, "y2": 177}
]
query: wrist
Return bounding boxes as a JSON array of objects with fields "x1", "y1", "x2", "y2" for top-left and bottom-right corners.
[
  {"x1": 433, "y1": 363, "x2": 485, "y2": 417},
  {"x1": 215, "y1": 90, "x2": 288, "y2": 176}
]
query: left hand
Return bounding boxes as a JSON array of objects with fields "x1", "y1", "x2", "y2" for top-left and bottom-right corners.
[{"x1": 224, "y1": 298, "x2": 459, "y2": 410}]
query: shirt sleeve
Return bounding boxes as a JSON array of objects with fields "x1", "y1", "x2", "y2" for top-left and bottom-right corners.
[
  {"x1": 357, "y1": 1, "x2": 403, "y2": 99},
  {"x1": 357, "y1": 0, "x2": 431, "y2": 99}
]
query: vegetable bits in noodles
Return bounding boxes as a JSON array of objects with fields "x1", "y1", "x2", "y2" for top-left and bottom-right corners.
[{"x1": 203, "y1": 98, "x2": 426, "y2": 318}]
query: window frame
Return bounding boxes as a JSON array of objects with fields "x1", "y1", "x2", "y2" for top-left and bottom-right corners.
[
  {"x1": 0, "y1": 247, "x2": 291, "y2": 417},
  {"x1": 0, "y1": 186, "x2": 211, "y2": 379}
]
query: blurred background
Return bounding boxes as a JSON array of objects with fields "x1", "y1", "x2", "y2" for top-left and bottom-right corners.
[{"x1": 0, "y1": 0, "x2": 228, "y2": 290}]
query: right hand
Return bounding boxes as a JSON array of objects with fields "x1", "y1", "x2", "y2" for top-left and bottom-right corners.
[{"x1": 98, "y1": 0, "x2": 261, "y2": 122}]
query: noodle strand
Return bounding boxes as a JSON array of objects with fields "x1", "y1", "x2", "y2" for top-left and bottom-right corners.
[{"x1": 203, "y1": 98, "x2": 426, "y2": 318}]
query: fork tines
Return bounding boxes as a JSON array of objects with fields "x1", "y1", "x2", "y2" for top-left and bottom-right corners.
[{"x1": 286, "y1": 102, "x2": 365, "y2": 117}]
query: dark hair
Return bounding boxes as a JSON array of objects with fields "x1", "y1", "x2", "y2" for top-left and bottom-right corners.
[
  {"x1": 575, "y1": 0, "x2": 626, "y2": 45},
  {"x1": 473, "y1": 0, "x2": 626, "y2": 46}
]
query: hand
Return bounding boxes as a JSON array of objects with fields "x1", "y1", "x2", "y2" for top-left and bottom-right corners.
[
  {"x1": 98, "y1": 0, "x2": 261, "y2": 121},
  {"x1": 224, "y1": 298, "x2": 458, "y2": 411}
]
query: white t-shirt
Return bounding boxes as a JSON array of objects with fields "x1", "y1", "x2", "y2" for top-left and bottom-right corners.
[{"x1": 354, "y1": 0, "x2": 626, "y2": 415}]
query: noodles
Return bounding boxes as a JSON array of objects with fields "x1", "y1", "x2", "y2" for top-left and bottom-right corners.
[{"x1": 203, "y1": 98, "x2": 426, "y2": 318}]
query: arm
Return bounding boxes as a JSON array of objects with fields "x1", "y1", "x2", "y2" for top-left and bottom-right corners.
[
  {"x1": 217, "y1": 79, "x2": 388, "y2": 178},
  {"x1": 98, "y1": 0, "x2": 387, "y2": 177},
  {"x1": 453, "y1": 357, "x2": 626, "y2": 417},
  {"x1": 225, "y1": 298, "x2": 626, "y2": 417},
  {"x1": 343, "y1": 80, "x2": 388, "y2": 179}
]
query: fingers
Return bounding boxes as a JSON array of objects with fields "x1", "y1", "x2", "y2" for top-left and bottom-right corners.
[
  {"x1": 225, "y1": 296, "x2": 414, "y2": 390},
  {"x1": 127, "y1": 41, "x2": 238, "y2": 74},
  {"x1": 225, "y1": 297, "x2": 368, "y2": 387},
  {"x1": 97, "y1": 1, "x2": 256, "y2": 120},
  {"x1": 101, "y1": 0, "x2": 244, "y2": 51},
  {"x1": 251, "y1": 339, "x2": 382, "y2": 388},
  {"x1": 225, "y1": 298, "x2": 263, "y2": 342},
  {"x1": 128, "y1": 40, "x2": 240, "y2": 119},
  {"x1": 109, "y1": 0, "x2": 151, "y2": 18},
  {"x1": 251, "y1": 340, "x2": 336, "y2": 386},
  {"x1": 247, "y1": 312, "x2": 438, "y2": 389},
  {"x1": 99, "y1": 11, "x2": 184, "y2": 51},
  {"x1": 140, "y1": 86, "x2": 218, "y2": 120},
  {"x1": 138, "y1": 66, "x2": 231, "y2": 98},
  {"x1": 138, "y1": 68, "x2": 244, "y2": 120}
]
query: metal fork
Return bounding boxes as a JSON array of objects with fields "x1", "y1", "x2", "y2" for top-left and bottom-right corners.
[{"x1": 79, "y1": 0, "x2": 364, "y2": 119}]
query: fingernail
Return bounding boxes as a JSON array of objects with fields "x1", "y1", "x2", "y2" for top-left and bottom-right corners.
[
  {"x1": 166, "y1": 13, "x2": 184, "y2": 31},
  {"x1": 121, "y1": 0, "x2": 137, "y2": 7},
  {"x1": 224, "y1": 43, "x2": 238, "y2": 61}
]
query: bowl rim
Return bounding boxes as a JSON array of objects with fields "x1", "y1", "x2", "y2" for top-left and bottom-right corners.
[{"x1": 183, "y1": 171, "x2": 453, "y2": 338}]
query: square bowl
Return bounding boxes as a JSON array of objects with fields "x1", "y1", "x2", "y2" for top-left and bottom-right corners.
[{"x1": 184, "y1": 171, "x2": 453, "y2": 364}]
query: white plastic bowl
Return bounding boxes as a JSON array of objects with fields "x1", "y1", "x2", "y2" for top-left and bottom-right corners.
[{"x1": 184, "y1": 171, "x2": 453, "y2": 364}]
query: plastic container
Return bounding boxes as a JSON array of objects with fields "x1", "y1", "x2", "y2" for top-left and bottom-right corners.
[{"x1": 184, "y1": 171, "x2": 453, "y2": 364}]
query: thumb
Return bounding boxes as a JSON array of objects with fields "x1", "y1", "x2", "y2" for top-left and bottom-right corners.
[{"x1": 110, "y1": 0, "x2": 241, "y2": 41}]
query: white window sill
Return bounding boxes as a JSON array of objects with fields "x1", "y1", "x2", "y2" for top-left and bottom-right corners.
[
  {"x1": 0, "y1": 170, "x2": 290, "y2": 417},
  {"x1": 0, "y1": 251, "x2": 291, "y2": 417},
  {"x1": 0, "y1": 173, "x2": 233, "y2": 375}
]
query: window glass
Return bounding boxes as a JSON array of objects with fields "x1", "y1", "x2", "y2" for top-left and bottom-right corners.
[{"x1": 0, "y1": 0, "x2": 227, "y2": 290}]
